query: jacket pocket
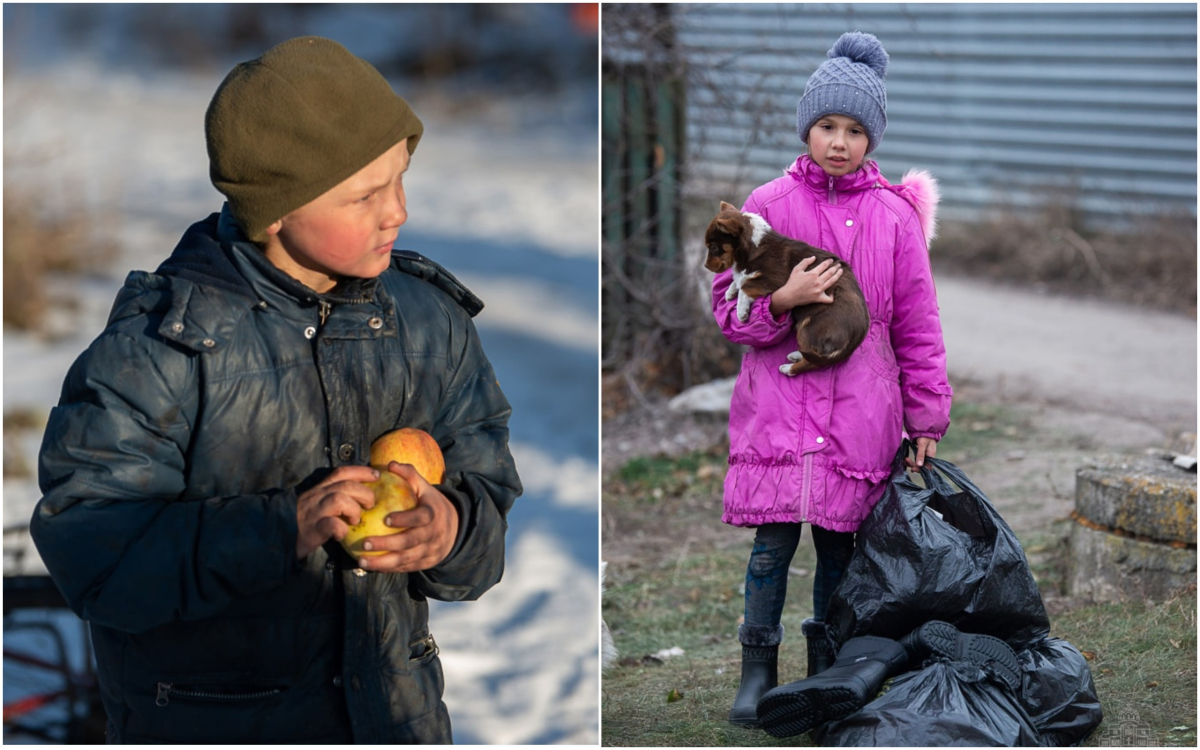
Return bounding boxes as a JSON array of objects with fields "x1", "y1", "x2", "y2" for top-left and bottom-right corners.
[
  {"x1": 154, "y1": 680, "x2": 285, "y2": 707},
  {"x1": 125, "y1": 678, "x2": 298, "y2": 742},
  {"x1": 409, "y1": 632, "x2": 439, "y2": 666},
  {"x1": 381, "y1": 632, "x2": 449, "y2": 742}
]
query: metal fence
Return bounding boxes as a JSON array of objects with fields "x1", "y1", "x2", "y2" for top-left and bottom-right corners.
[{"x1": 669, "y1": 2, "x2": 1197, "y2": 224}]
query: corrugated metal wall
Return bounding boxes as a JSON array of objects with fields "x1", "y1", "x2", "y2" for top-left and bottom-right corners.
[{"x1": 672, "y1": 3, "x2": 1197, "y2": 223}]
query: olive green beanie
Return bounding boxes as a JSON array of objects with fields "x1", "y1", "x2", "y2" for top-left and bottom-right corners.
[{"x1": 205, "y1": 36, "x2": 424, "y2": 242}]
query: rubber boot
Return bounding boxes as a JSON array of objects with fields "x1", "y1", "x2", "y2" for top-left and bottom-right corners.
[
  {"x1": 900, "y1": 620, "x2": 1022, "y2": 694},
  {"x1": 755, "y1": 635, "x2": 910, "y2": 738},
  {"x1": 728, "y1": 624, "x2": 782, "y2": 728},
  {"x1": 801, "y1": 618, "x2": 835, "y2": 677}
]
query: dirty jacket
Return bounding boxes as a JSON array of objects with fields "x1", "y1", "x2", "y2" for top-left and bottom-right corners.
[
  {"x1": 31, "y1": 207, "x2": 522, "y2": 743},
  {"x1": 712, "y1": 155, "x2": 951, "y2": 531}
]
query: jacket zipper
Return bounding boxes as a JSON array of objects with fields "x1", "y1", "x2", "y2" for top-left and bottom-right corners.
[
  {"x1": 800, "y1": 453, "x2": 813, "y2": 524},
  {"x1": 155, "y1": 682, "x2": 282, "y2": 707},
  {"x1": 413, "y1": 633, "x2": 439, "y2": 660},
  {"x1": 827, "y1": 175, "x2": 837, "y2": 204},
  {"x1": 317, "y1": 297, "x2": 375, "y2": 328}
]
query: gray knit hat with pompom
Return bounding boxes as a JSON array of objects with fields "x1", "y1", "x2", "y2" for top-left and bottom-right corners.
[{"x1": 797, "y1": 31, "x2": 889, "y2": 153}]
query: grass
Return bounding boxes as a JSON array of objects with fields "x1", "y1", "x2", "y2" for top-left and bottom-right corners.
[
  {"x1": 1053, "y1": 588, "x2": 1197, "y2": 746},
  {"x1": 603, "y1": 444, "x2": 821, "y2": 747},
  {"x1": 601, "y1": 415, "x2": 1197, "y2": 747}
]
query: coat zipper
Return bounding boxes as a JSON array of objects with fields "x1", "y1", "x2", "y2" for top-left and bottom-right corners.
[
  {"x1": 317, "y1": 297, "x2": 375, "y2": 328},
  {"x1": 155, "y1": 681, "x2": 282, "y2": 707},
  {"x1": 414, "y1": 633, "x2": 439, "y2": 660},
  {"x1": 827, "y1": 175, "x2": 837, "y2": 204},
  {"x1": 800, "y1": 453, "x2": 813, "y2": 523}
]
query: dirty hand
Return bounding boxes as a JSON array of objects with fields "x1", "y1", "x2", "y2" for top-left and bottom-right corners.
[
  {"x1": 905, "y1": 438, "x2": 938, "y2": 471},
  {"x1": 295, "y1": 466, "x2": 379, "y2": 558},
  {"x1": 356, "y1": 462, "x2": 460, "y2": 573},
  {"x1": 769, "y1": 257, "x2": 843, "y2": 316}
]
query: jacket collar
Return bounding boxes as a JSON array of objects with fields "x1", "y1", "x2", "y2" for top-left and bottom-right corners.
[
  {"x1": 135, "y1": 205, "x2": 381, "y2": 352},
  {"x1": 787, "y1": 154, "x2": 882, "y2": 196},
  {"x1": 214, "y1": 205, "x2": 381, "y2": 308}
]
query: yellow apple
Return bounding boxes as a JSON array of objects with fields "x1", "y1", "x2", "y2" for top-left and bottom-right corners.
[
  {"x1": 339, "y1": 471, "x2": 418, "y2": 559},
  {"x1": 369, "y1": 428, "x2": 445, "y2": 484}
]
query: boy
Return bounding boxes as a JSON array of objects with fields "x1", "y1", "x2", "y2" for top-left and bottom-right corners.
[{"x1": 30, "y1": 36, "x2": 521, "y2": 743}]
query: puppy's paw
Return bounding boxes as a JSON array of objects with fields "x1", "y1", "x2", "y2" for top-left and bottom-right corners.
[
  {"x1": 786, "y1": 351, "x2": 806, "y2": 363},
  {"x1": 736, "y1": 291, "x2": 752, "y2": 322},
  {"x1": 779, "y1": 363, "x2": 800, "y2": 376},
  {"x1": 725, "y1": 283, "x2": 739, "y2": 302}
]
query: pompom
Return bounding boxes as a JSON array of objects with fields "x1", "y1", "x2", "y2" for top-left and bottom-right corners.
[{"x1": 828, "y1": 31, "x2": 888, "y2": 80}]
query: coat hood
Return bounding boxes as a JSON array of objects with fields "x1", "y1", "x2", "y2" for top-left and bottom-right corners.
[{"x1": 878, "y1": 168, "x2": 940, "y2": 243}]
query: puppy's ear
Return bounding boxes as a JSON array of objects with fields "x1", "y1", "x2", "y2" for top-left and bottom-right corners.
[
  {"x1": 716, "y1": 212, "x2": 744, "y2": 236},
  {"x1": 719, "y1": 200, "x2": 738, "y2": 212}
]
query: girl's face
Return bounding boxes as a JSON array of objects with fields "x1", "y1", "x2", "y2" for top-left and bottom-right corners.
[{"x1": 807, "y1": 115, "x2": 869, "y2": 177}]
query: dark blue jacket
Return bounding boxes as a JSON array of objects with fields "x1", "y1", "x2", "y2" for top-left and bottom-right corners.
[{"x1": 31, "y1": 208, "x2": 521, "y2": 743}]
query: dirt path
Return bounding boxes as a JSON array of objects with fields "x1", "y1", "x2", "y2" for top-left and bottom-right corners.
[
  {"x1": 937, "y1": 275, "x2": 1196, "y2": 429},
  {"x1": 603, "y1": 275, "x2": 1197, "y2": 537}
]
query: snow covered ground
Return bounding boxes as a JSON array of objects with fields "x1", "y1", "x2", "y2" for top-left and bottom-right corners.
[{"x1": 3, "y1": 8, "x2": 599, "y2": 745}]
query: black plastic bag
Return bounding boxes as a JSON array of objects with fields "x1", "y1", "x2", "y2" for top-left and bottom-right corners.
[
  {"x1": 1018, "y1": 638, "x2": 1104, "y2": 746},
  {"x1": 811, "y1": 660, "x2": 1042, "y2": 747},
  {"x1": 826, "y1": 442, "x2": 1052, "y2": 650}
]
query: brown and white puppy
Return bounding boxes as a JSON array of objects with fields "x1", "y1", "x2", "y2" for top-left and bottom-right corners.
[{"x1": 705, "y1": 201, "x2": 869, "y2": 376}]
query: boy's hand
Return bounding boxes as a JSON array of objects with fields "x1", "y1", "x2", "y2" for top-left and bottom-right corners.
[
  {"x1": 356, "y1": 462, "x2": 460, "y2": 573},
  {"x1": 769, "y1": 257, "x2": 843, "y2": 316},
  {"x1": 295, "y1": 466, "x2": 378, "y2": 559}
]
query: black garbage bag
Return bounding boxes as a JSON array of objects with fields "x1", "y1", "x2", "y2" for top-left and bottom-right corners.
[
  {"x1": 1018, "y1": 638, "x2": 1104, "y2": 746},
  {"x1": 826, "y1": 442, "x2": 1052, "y2": 650},
  {"x1": 811, "y1": 660, "x2": 1042, "y2": 747}
]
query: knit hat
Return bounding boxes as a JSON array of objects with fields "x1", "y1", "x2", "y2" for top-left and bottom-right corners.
[
  {"x1": 796, "y1": 32, "x2": 889, "y2": 154},
  {"x1": 206, "y1": 36, "x2": 424, "y2": 242}
]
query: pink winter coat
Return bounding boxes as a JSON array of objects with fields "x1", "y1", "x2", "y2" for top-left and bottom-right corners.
[{"x1": 713, "y1": 155, "x2": 952, "y2": 532}]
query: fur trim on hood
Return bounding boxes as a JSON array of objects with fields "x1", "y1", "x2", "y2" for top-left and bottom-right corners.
[{"x1": 878, "y1": 169, "x2": 940, "y2": 244}]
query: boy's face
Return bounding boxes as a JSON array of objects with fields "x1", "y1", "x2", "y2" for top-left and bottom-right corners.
[
  {"x1": 807, "y1": 115, "x2": 869, "y2": 177},
  {"x1": 262, "y1": 138, "x2": 410, "y2": 293}
]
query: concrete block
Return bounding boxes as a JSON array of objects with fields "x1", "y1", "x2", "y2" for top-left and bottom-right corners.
[
  {"x1": 1068, "y1": 521, "x2": 1197, "y2": 602},
  {"x1": 1074, "y1": 455, "x2": 1196, "y2": 544}
]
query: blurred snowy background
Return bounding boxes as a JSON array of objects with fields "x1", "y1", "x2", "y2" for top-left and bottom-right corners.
[{"x1": 3, "y1": 4, "x2": 599, "y2": 744}]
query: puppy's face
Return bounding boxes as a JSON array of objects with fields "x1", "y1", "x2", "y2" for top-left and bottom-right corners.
[{"x1": 703, "y1": 201, "x2": 750, "y2": 273}]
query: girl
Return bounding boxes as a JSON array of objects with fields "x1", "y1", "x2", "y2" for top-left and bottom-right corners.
[{"x1": 711, "y1": 31, "x2": 952, "y2": 728}]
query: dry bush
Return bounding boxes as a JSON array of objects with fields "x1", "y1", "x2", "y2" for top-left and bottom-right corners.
[
  {"x1": 3, "y1": 185, "x2": 118, "y2": 332},
  {"x1": 602, "y1": 242, "x2": 742, "y2": 411},
  {"x1": 601, "y1": 5, "x2": 748, "y2": 410},
  {"x1": 933, "y1": 201, "x2": 1197, "y2": 318}
]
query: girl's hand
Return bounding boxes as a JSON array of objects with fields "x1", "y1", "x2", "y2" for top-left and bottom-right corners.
[
  {"x1": 356, "y1": 462, "x2": 460, "y2": 573},
  {"x1": 295, "y1": 466, "x2": 379, "y2": 558},
  {"x1": 905, "y1": 438, "x2": 938, "y2": 470},
  {"x1": 769, "y1": 257, "x2": 843, "y2": 316}
]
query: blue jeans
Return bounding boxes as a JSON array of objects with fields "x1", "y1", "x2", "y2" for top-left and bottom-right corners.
[{"x1": 743, "y1": 522, "x2": 855, "y2": 633}]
